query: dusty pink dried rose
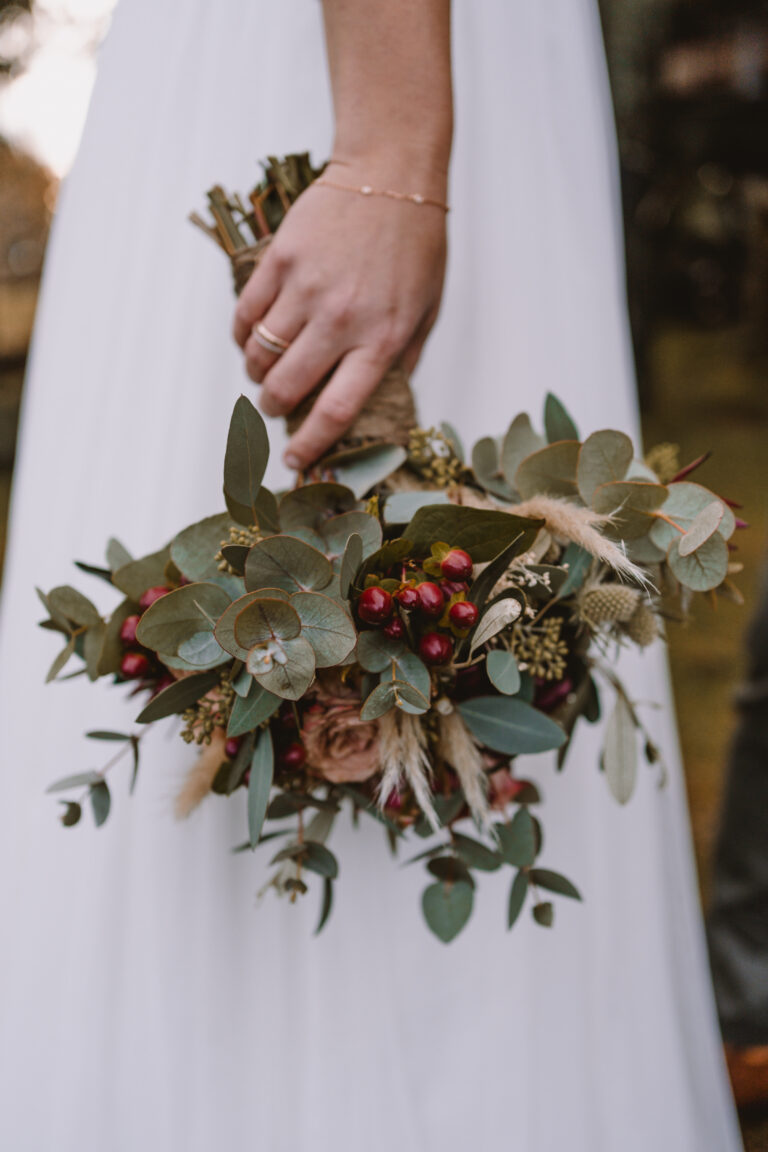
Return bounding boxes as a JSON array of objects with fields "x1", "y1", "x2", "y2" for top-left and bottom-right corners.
[{"x1": 301, "y1": 701, "x2": 380, "y2": 784}]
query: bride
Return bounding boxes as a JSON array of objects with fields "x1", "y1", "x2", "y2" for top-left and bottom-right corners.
[{"x1": 0, "y1": 1, "x2": 742, "y2": 1148}]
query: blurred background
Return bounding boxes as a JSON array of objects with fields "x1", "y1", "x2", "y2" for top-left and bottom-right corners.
[{"x1": 0, "y1": 0, "x2": 766, "y2": 1139}]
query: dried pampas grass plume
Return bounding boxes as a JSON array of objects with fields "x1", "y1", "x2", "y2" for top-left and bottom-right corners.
[
  {"x1": 377, "y1": 710, "x2": 440, "y2": 832},
  {"x1": 436, "y1": 707, "x2": 491, "y2": 831},
  {"x1": 175, "y1": 729, "x2": 226, "y2": 819}
]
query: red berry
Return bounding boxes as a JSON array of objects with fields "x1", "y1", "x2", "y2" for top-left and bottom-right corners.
[
  {"x1": 225, "y1": 738, "x2": 241, "y2": 759},
  {"x1": 385, "y1": 789, "x2": 402, "y2": 810},
  {"x1": 119, "y1": 614, "x2": 141, "y2": 646},
  {"x1": 441, "y1": 579, "x2": 469, "y2": 600},
  {"x1": 418, "y1": 632, "x2": 454, "y2": 666},
  {"x1": 139, "y1": 585, "x2": 170, "y2": 611},
  {"x1": 358, "y1": 586, "x2": 393, "y2": 625},
  {"x1": 441, "y1": 548, "x2": 473, "y2": 582},
  {"x1": 383, "y1": 617, "x2": 405, "y2": 641},
  {"x1": 396, "y1": 586, "x2": 420, "y2": 611},
  {"x1": 280, "y1": 742, "x2": 307, "y2": 770},
  {"x1": 417, "y1": 582, "x2": 444, "y2": 618},
  {"x1": 449, "y1": 601, "x2": 479, "y2": 629},
  {"x1": 120, "y1": 651, "x2": 150, "y2": 679}
]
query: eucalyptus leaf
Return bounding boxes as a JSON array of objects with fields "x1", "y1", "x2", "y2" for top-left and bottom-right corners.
[
  {"x1": 486, "y1": 649, "x2": 521, "y2": 695},
  {"x1": 136, "y1": 669, "x2": 221, "y2": 723},
  {"x1": 507, "y1": 870, "x2": 529, "y2": 929},
  {"x1": 301, "y1": 841, "x2": 339, "y2": 879},
  {"x1": 244, "y1": 535, "x2": 333, "y2": 594},
  {"x1": 533, "y1": 901, "x2": 554, "y2": 927},
  {"x1": 60, "y1": 801, "x2": 82, "y2": 827},
  {"x1": 290, "y1": 592, "x2": 357, "y2": 667},
  {"x1": 379, "y1": 648, "x2": 431, "y2": 702},
  {"x1": 234, "y1": 597, "x2": 301, "y2": 649},
  {"x1": 668, "y1": 532, "x2": 728, "y2": 592},
  {"x1": 453, "y1": 833, "x2": 502, "y2": 872},
  {"x1": 251, "y1": 633, "x2": 316, "y2": 700},
  {"x1": 468, "y1": 534, "x2": 540, "y2": 608},
  {"x1": 321, "y1": 510, "x2": 382, "y2": 562},
  {"x1": 106, "y1": 537, "x2": 133, "y2": 570},
  {"x1": 544, "y1": 393, "x2": 579, "y2": 443},
  {"x1": 89, "y1": 780, "x2": 111, "y2": 827},
  {"x1": 227, "y1": 682, "x2": 281, "y2": 738},
  {"x1": 215, "y1": 590, "x2": 276, "y2": 660},
  {"x1": 577, "y1": 429, "x2": 634, "y2": 505},
  {"x1": 97, "y1": 599, "x2": 138, "y2": 676},
  {"x1": 170, "y1": 513, "x2": 242, "y2": 594},
  {"x1": 383, "y1": 490, "x2": 451, "y2": 524},
  {"x1": 315, "y1": 878, "x2": 334, "y2": 935},
  {"x1": 678, "y1": 500, "x2": 726, "y2": 557},
  {"x1": 528, "y1": 868, "x2": 582, "y2": 900},
  {"x1": 112, "y1": 545, "x2": 171, "y2": 601},
  {"x1": 649, "y1": 482, "x2": 735, "y2": 553},
  {"x1": 496, "y1": 808, "x2": 537, "y2": 866},
  {"x1": 278, "y1": 483, "x2": 356, "y2": 533},
  {"x1": 47, "y1": 771, "x2": 102, "y2": 793},
  {"x1": 428, "y1": 856, "x2": 475, "y2": 887},
  {"x1": 339, "y1": 533, "x2": 363, "y2": 599},
  {"x1": 472, "y1": 437, "x2": 514, "y2": 500},
  {"x1": 135, "y1": 582, "x2": 231, "y2": 657},
  {"x1": 458, "y1": 695, "x2": 566, "y2": 755},
  {"x1": 422, "y1": 880, "x2": 474, "y2": 943},
  {"x1": 592, "y1": 480, "x2": 669, "y2": 539},
  {"x1": 440, "y1": 420, "x2": 465, "y2": 462},
  {"x1": 603, "y1": 693, "x2": 637, "y2": 804},
  {"x1": 46, "y1": 635, "x2": 76, "y2": 682},
  {"x1": 501, "y1": 413, "x2": 546, "y2": 486},
  {"x1": 83, "y1": 621, "x2": 106, "y2": 681},
  {"x1": 176, "y1": 631, "x2": 226, "y2": 667},
  {"x1": 557, "y1": 543, "x2": 594, "y2": 598},
  {"x1": 356, "y1": 631, "x2": 407, "y2": 673},
  {"x1": 327, "y1": 443, "x2": 407, "y2": 498},
  {"x1": 515, "y1": 441, "x2": 580, "y2": 500},
  {"x1": 360, "y1": 678, "x2": 429, "y2": 720},
  {"x1": 47, "y1": 586, "x2": 101, "y2": 628},
  {"x1": 248, "y1": 728, "x2": 274, "y2": 847},
  {"x1": 223, "y1": 395, "x2": 269, "y2": 517}
]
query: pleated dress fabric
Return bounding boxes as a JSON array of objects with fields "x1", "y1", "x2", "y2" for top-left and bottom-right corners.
[{"x1": 0, "y1": 1, "x2": 742, "y2": 1149}]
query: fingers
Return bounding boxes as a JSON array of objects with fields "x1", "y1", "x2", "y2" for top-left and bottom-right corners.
[
  {"x1": 258, "y1": 323, "x2": 343, "y2": 418},
  {"x1": 243, "y1": 300, "x2": 306, "y2": 385},
  {"x1": 232, "y1": 251, "x2": 282, "y2": 348},
  {"x1": 283, "y1": 348, "x2": 388, "y2": 470}
]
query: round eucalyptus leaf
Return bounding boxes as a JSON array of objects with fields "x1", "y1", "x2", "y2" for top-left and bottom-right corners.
[
  {"x1": 678, "y1": 500, "x2": 725, "y2": 557},
  {"x1": 244, "y1": 535, "x2": 333, "y2": 594},
  {"x1": 135, "y1": 582, "x2": 231, "y2": 656},
  {"x1": 278, "y1": 483, "x2": 356, "y2": 532},
  {"x1": 383, "y1": 490, "x2": 451, "y2": 525},
  {"x1": 47, "y1": 586, "x2": 101, "y2": 628},
  {"x1": 290, "y1": 591, "x2": 356, "y2": 667},
  {"x1": 427, "y1": 856, "x2": 475, "y2": 887},
  {"x1": 577, "y1": 429, "x2": 634, "y2": 505},
  {"x1": 501, "y1": 413, "x2": 546, "y2": 486},
  {"x1": 215, "y1": 591, "x2": 272, "y2": 660},
  {"x1": 251, "y1": 633, "x2": 316, "y2": 700},
  {"x1": 356, "y1": 630, "x2": 407, "y2": 673},
  {"x1": 514, "y1": 441, "x2": 580, "y2": 500},
  {"x1": 422, "y1": 880, "x2": 474, "y2": 943},
  {"x1": 234, "y1": 596, "x2": 301, "y2": 650},
  {"x1": 486, "y1": 649, "x2": 521, "y2": 695},
  {"x1": 472, "y1": 436, "x2": 514, "y2": 500},
  {"x1": 321, "y1": 511, "x2": 382, "y2": 561},
  {"x1": 649, "y1": 482, "x2": 735, "y2": 553},
  {"x1": 592, "y1": 480, "x2": 669, "y2": 539},
  {"x1": 326, "y1": 443, "x2": 407, "y2": 498},
  {"x1": 496, "y1": 807, "x2": 536, "y2": 867},
  {"x1": 380, "y1": 649, "x2": 431, "y2": 702},
  {"x1": 177, "y1": 631, "x2": 225, "y2": 667},
  {"x1": 668, "y1": 532, "x2": 729, "y2": 592},
  {"x1": 170, "y1": 512, "x2": 242, "y2": 594}
]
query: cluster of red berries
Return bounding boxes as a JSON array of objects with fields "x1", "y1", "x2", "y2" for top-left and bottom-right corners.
[
  {"x1": 357, "y1": 547, "x2": 479, "y2": 667},
  {"x1": 118, "y1": 585, "x2": 170, "y2": 680}
]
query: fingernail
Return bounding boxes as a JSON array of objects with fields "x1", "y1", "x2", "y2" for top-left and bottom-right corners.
[{"x1": 284, "y1": 452, "x2": 301, "y2": 471}]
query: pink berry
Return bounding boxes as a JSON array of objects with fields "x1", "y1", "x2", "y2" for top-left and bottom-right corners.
[
  {"x1": 225, "y1": 738, "x2": 241, "y2": 759},
  {"x1": 441, "y1": 548, "x2": 473, "y2": 582},
  {"x1": 280, "y1": 742, "x2": 307, "y2": 770},
  {"x1": 120, "y1": 651, "x2": 150, "y2": 679},
  {"x1": 418, "y1": 632, "x2": 454, "y2": 666},
  {"x1": 119, "y1": 614, "x2": 140, "y2": 646},
  {"x1": 449, "y1": 601, "x2": 479, "y2": 629},
  {"x1": 417, "y1": 582, "x2": 444, "y2": 618},
  {"x1": 396, "y1": 586, "x2": 420, "y2": 611},
  {"x1": 139, "y1": 585, "x2": 170, "y2": 611},
  {"x1": 358, "y1": 586, "x2": 393, "y2": 625},
  {"x1": 383, "y1": 617, "x2": 405, "y2": 641}
]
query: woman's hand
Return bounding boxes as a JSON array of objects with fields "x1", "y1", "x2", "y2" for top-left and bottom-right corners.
[{"x1": 232, "y1": 160, "x2": 448, "y2": 469}]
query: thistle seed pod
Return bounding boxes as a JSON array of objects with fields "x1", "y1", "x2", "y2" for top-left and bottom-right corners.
[
  {"x1": 579, "y1": 584, "x2": 641, "y2": 625},
  {"x1": 626, "y1": 602, "x2": 659, "y2": 648}
]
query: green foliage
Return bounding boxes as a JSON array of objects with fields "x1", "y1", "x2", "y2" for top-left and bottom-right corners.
[
  {"x1": 422, "y1": 880, "x2": 474, "y2": 943},
  {"x1": 507, "y1": 870, "x2": 528, "y2": 929},
  {"x1": 602, "y1": 693, "x2": 637, "y2": 804},
  {"x1": 248, "y1": 728, "x2": 274, "y2": 847},
  {"x1": 325, "y1": 443, "x2": 407, "y2": 498},
  {"x1": 496, "y1": 808, "x2": 537, "y2": 867},
  {"x1": 577, "y1": 429, "x2": 633, "y2": 505},
  {"x1": 223, "y1": 395, "x2": 269, "y2": 521},
  {"x1": 244, "y1": 535, "x2": 333, "y2": 595},
  {"x1": 544, "y1": 393, "x2": 579, "y2": 443},
  {"x1": 136, "y1": 582, "x2": 230, "y2": 667},
  {"x1": 501, "y1": 413, "x2": 546, "y2": 486},
  {"x1": 486, "y1": 649, "x2": 521, "y2": 695},
  {"x1": 404, "y1": 505, "x2": 543, "y2": 563},
  {"x1": 136, "y1": 669, "x2": 221, "y2": 723},
  {"x1": 458, "y1": 696, "x2": 566, "y2": 756},
  {"x1": 515, "y1": 441, "x2": 580, "y2": 500}
]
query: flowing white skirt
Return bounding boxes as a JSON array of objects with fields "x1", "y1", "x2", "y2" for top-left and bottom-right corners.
[{"x1": 0, "y1": 1, "x2": 742, "y2": 1148}]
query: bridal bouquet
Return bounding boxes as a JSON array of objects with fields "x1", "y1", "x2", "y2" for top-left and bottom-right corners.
[{"x1": 39, "y1": 157, "x2": 745, "y2": 942}]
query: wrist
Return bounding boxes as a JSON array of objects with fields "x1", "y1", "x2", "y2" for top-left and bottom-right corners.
[{"x1": 325, "y1": 145, "x2": 450, "y2": 202}]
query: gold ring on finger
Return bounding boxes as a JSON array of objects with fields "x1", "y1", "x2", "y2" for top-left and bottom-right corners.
[{"x1": 253, "y1": 322, "x2": 291, "y2": 355}]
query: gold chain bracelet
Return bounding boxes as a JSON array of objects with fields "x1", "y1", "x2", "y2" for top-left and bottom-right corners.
[{"x1": 314, "y1": 178, "x2": 449, "y2": 213}]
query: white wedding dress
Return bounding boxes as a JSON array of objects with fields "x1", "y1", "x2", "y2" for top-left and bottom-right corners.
[{"x1": 0, "y1": 2, "x2": 742, "y2": 1149}]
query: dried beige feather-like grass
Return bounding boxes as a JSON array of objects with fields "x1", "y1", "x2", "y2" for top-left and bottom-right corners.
[
  {"x1": 377, "y1": 710, "x2": 440, "y2": 832},
  {"x1": 175, "y1": 729, "x2": 226, "y2": 819},
  {"x1": 437, "y1": 708, "x2": 491, "y2": 831}
]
